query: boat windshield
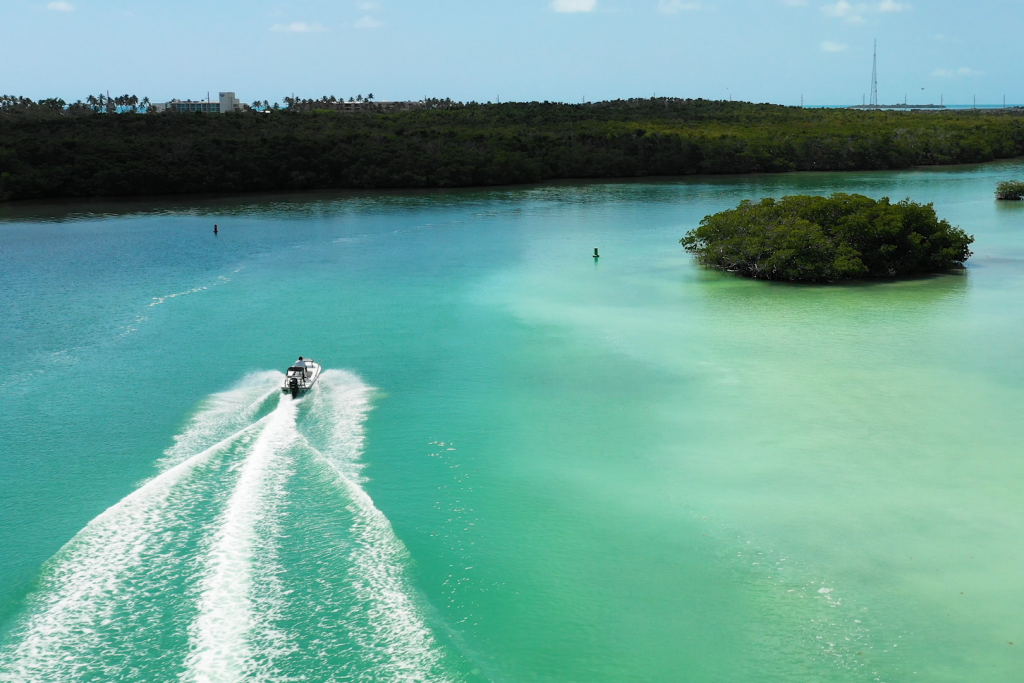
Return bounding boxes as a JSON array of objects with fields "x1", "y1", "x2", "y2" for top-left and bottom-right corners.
[{"x1": 288, "y1": 367, "x2": 306, "y2": 376}]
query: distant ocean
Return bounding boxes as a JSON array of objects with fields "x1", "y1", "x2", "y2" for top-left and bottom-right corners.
[{"x1": 808, "y1": 103, "x2": 1022, "y2": 109}]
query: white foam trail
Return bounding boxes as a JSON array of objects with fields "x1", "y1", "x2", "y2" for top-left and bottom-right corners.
[
  {"x1": 307, "y1": 370, "x2": 452, "y2": 682},
  {"x1": 0, "y1": 374, "x2": 282, "y2": 683},
  {"x1": 184, "y1": 394, "x2": 298, "y2": 683},
  {"x1": 147, "y1": 280, "x2": 231, "y2": 307},
  {"x1": 161, "y1": 371, "x2": 281, "y2": 470},
  {"x1": 2, "y1": 371, "x2": 455, "y2": 682}
]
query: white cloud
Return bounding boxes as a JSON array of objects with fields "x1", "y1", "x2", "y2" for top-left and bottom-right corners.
[
  {"x1": 821, "y1": 0, "x2": 907, "y2": 23},
  {"x1": 821, "y1": 1, "x2": 865, "y2": 23},
  {"x1": 820, "y1": 40, "x2": 848, "y2": 52},
  {"x1": 47, "y1": 1, "x2": 74, "y2": 11},
  {"x1": 271, "y1": 22, "x2": 326, "y2": 32},
  {"x1": 878, "y1": 0, "x2": 908, "y2": 11},
  {"x1": 821, "y1": 1, "x2": 853, "y2": 17},
  {"x1": 931, "y1": 67, "x2": 983, "y2": 78},
  {"x1": 354, "y1": 15, "x2": 383, "y2": 27},
  {"x1": 658, "y1": 0, "x2": 701, "y2": 12},
  {"x1": 552, "y1": 0, "x2": 596, "y2": 12}
]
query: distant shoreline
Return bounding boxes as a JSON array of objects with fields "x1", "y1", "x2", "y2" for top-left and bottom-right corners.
[
  {"x1": 3, "y1": 99, "x2": 1024, "y2": 204},
  {"x1": 3, "y1": 157, "x2": 1024, "y2": 219}
]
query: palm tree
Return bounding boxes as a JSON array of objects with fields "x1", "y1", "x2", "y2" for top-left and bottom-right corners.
[
  {"x1": 68, "y1": 100, "x2": 90, "y2": 115},
  {"x1": 39, "y1": 98, "x2": 66, "y2": 111}
]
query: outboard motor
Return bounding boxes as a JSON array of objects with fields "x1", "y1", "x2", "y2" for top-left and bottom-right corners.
[{"x1": 289, "y1": 377, "x2": 299, "y2": 398}]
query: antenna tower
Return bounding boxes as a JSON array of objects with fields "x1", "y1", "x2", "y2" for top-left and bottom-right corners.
[{"x1": 869, "y1": 39, "x2": 878, "y2": 106}]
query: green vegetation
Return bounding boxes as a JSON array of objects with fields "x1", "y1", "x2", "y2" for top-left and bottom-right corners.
[
  {"x1": 995, "y1": 180, "x2": 1024, "y2": 200},
  {"x1": 1, "y1": 93, "x2": 153, "y2": 115},
  {"x1": 680, "y1": 193, "x2": 974, "y2": 282},
  {"x1": 2, "y1": 97, "x2": 1024, "y2": 202}
]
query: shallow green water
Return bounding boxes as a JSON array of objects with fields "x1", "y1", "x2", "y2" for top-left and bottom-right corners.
[{"x1": 2, "y1": 163, "x2": 1023, "y2": 682}]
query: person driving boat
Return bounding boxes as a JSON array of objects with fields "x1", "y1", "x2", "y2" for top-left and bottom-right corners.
[{"x1": 282, "y1": 356, "x2": 321, "y2": 395}]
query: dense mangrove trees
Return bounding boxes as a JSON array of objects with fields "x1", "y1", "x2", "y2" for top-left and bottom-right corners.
[
  {"x1": 680, "y1": 193, "x2": 974, "y2": 282},
  {"x1": 996, "y1": 180, "x2": 1024, "y2": 200},
  {"x1": 2, "y1": 98, "x2": 1024, "y2": 201}
]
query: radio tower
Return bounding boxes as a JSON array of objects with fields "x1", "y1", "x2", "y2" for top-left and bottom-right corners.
[{"x1": 869, "y1": 39, "x2": 879, "y2": 106}]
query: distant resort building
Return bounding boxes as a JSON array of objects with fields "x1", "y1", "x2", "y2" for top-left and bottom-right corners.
[{"x1": 154, "y1": 92, "x2": 241, "y2": 114}]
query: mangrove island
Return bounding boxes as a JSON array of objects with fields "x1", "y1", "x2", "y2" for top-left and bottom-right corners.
[
  {"x1": 996, "y1": 180, "x2": 1024, "y2": 200},
  {"x1": 680, "y1": 193, "x2": 974, "y2": 282}
]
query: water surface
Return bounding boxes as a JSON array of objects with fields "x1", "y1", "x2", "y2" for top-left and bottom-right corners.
[{"x1": 2, "y1": 163, "x2": 1023, "y2": 682}]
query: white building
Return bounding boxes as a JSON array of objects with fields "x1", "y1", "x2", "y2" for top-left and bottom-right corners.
[
  {"x1": 218, "y1": 92, "x2": 241, "y2": 113},
  {"x1": 154, "y1": 92, "x2": 241, "y2": 113}
]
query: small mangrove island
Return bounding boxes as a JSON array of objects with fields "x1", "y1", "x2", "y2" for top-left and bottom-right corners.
[
  {"x1": 680, "y1": 193, "x2": 974, "y2": 282},
  {"x1": 996, "y1": 180, "x2": 1024, "y2": 200}
]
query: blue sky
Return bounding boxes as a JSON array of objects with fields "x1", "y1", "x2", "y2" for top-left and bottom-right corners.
[{"x1": 2, "y1": 0, "x2": 1020, "y2": 106}]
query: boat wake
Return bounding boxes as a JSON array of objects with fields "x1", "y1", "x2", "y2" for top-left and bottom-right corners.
[{"x1": 0, "y1": 371, "x2": 458, "y2": 683}]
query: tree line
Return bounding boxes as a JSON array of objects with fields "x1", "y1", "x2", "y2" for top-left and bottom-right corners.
[
  {"x1": 2, "y1": 98, "x2": 1024, "y2": 202},
  {"x1": 1, "y1": 93, "x2": 153, "y2": 115},
  {"x1": 0, "y1": 93, "x2": 467, "y2": 116}
]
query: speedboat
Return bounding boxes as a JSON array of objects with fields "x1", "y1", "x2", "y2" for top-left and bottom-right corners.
[{"x1": 282, "y1": 358, "x2": 321, "y2": 397}]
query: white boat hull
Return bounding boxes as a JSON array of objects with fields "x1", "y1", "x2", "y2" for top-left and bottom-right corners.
[{"x1": 282, "y1": 360, "x2": 321, "y2": 396}]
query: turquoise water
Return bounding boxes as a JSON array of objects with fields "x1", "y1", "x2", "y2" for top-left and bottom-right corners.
[{"x1": 2, "y1": 163, "x2": 1023, "y2": 682}]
